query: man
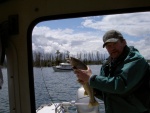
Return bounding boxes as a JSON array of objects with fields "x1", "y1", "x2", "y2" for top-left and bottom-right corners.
[{"x1": 74, "y1": 30, "x2": 150, "y2": 113}]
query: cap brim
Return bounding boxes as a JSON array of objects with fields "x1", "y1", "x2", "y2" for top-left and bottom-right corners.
[{"x1": 103, "y1": 38, "x2": 119, "y2": 48}]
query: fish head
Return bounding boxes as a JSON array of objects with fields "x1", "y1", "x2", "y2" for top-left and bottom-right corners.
[{"x1": 68, "y1": 57, "x2": 87, "y2": 70}]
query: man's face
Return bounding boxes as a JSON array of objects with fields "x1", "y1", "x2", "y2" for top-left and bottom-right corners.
[{"x1": 105, "y1": 39, "x2": 126, "y2": 59}]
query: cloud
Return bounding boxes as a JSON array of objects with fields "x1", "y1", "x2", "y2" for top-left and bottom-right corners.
[
  {"x1": 32, "y1": 12, "x2": 150, "y2": 59},
  {"x1": 81, "y1": 12, "x2": 150, "y2": 38},
  {"x1": 128, "y1": 38, "x2": 150, "y2": 59},
  {"x1": 32, "y1": 26, "x2": 106, "y2": 55}
]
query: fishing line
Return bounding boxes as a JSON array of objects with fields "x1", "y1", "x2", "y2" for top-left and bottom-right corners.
[
  {"x1": 40, "y1": 66, "x2": 69, "y2": 112},
  {"x1": 40, "y1": 66, "x2": 56, "y2": 106}
]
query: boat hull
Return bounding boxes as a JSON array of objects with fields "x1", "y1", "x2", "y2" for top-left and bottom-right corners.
[
  {"x1": 52, "y1": 63, "x2": 73, "y2": 72},
  {"x1": 53, "y1": 66, "x2": 73, "y2": 72}
]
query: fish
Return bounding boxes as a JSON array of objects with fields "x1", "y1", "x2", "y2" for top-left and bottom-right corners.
[{"x1": 68, "y1": 57, "x2": 99, "y2": 107}]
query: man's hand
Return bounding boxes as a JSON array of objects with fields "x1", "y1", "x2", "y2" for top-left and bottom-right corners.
[{"x1": 74, "y1": 66, "x2": 92, "y2": 83}]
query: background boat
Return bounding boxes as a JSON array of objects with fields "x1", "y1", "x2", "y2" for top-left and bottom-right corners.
[{"x1": 53, "y1": 63, "x2": 73, "y2": 72}]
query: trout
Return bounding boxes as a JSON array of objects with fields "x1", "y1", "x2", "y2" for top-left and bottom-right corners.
[{"x1": 68, "y1": 57, "x2": 99, "y2": 107}]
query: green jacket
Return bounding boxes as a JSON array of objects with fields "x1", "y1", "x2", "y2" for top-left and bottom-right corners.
[{"x1": 89, "y1": 46, "x2": 149, "y2": 113}]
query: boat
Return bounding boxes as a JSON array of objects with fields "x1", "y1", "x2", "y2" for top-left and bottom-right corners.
[
  {"x1": 53, "y1": 63, "x2": 73, "y2": 72},
  {"x1": 36, "y1": 87, "x2": 104, "y2": 113},
  {"x1": 0, "y1": 0, "x2": 149, "y2": 113}
]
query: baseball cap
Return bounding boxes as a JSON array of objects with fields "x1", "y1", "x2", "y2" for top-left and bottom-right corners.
[{"x1": 103, "y1": 30, "x2": 124, "y2": 48}]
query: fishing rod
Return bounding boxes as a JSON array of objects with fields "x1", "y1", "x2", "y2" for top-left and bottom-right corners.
[{"x1": 39, "y1": 58, "x2": 59, "y2": 108}]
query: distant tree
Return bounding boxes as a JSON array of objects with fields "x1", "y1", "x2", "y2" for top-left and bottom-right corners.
[
  {"x1": 66, "y1": 51, "x2": 70, "y2": 58},
  {"x1": 33, "y1": 52, "x2": 42, "y2": 67},
  {"x1": 32, "y1": 50, "x2": 108, "y2": 67}
]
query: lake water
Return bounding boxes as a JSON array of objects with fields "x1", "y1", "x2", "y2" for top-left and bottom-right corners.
[
  {"x1": 0, "y1": 65, "x2": 105, "y2": 113},
  {"x1": 0, "y1": 68, "x2": 9, "y2": 113}
]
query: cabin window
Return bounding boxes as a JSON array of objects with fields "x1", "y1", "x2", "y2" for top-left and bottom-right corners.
[{"x1": 32, "y1": 11, "x2": 150, "y2": 113}]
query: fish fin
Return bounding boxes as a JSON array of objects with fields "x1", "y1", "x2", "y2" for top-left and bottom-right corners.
[
  {"x1": 84, "y1": 91, "x2": 88, "y2": 95},
  {"x1": 88, "y1": 100, "x2": 99, "y2": 107}
]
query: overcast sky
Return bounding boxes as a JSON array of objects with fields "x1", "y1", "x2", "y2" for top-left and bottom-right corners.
[{"x1": 32, "y1": 11, "x2": 150, "y2": 59}]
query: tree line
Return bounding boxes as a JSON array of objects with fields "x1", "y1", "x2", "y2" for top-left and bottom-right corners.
[
  {"x1": 1, "y1": 51, "x2": 150, "y2": 68},
  {"x1": 33, "y1": 50, "x2": 107, "y2": 67}
]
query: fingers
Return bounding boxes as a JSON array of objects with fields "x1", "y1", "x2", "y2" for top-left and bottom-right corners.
[
  {"x1": 74, "y1": 70, "x2": 80, "y2": 78},
  {"x1": 74, "y1": 69, "x2": 82, "y2": 80},
  {"x1": 73, "y1": 67, "x2": 92, "y2": 83},
  {"x1": 73, "y1": 69, "x2": 81, "y2": 74}
]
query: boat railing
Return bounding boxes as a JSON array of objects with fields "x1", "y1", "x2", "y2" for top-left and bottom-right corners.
[{"x1": 55, "y1": 100, "x2": 104, "y2": 113}]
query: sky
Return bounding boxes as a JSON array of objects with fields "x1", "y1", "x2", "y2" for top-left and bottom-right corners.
[{"x1": 32, "y1": 11, "x2": 150, "y2": 59}]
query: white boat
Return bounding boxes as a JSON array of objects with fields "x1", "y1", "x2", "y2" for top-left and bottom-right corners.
[
  {"x1": 36, "y1": 87, "x2": 104, "y2": 113},
  {"x1": 53, "y1": 63, "x2": 73, "y2": 72}
]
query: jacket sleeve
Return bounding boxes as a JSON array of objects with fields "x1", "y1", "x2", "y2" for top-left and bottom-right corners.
[{"x1": 89, "y1": 54, "x2": 149, "y2": 95}]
